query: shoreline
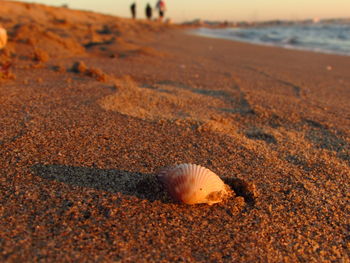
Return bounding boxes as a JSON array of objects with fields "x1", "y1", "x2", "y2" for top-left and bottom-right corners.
[
  {"x1": 1, "y1": 1, "x2": 349, "y2": 262},
  {"x1": 191, "y1": 26, "x2": 350, "y2": 58}
]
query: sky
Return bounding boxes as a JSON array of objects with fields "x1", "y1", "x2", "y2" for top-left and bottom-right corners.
[{"x1": 15, "y1": 0, "x2": 350, "y2": 22}]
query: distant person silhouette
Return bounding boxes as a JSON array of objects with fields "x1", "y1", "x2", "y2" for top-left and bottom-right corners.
[
  {"x1": 156, "y1": 0, "x2": 166, "y2": 21},
  {"x1": 145, "y1": 3, "x2": 152, "y2": 20},
  {"x1": 130, "y1": 2, "x2": 136, "y2": 19}
]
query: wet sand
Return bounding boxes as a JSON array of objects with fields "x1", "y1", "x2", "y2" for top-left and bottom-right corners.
[{"x1": 0, "y1": 1, "x2": 349, "y2": 262}]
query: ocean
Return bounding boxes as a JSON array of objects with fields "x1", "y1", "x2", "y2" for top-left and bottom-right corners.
[{"x1": 194, "y1": 23, "x2": 350, "y2": 56}]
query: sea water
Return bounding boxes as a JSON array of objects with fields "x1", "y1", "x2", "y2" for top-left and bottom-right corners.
[{"x1": 194, "y1": 23, "x2": 350, "y2": 56}]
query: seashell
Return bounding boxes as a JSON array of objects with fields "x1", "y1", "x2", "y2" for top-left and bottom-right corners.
[
  {"x1": 0, "y1": 27, "x2": 7, "y2": 50},
  {"x1": 157, "y1": 163, "x2": 233, "y2": 205}
]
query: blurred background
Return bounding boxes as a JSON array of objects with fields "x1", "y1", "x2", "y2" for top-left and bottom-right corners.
[{"x1": 14, "y1": 0, "x2": 350, "y2": 23}]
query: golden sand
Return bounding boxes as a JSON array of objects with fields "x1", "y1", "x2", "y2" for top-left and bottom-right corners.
[{"x1": 0, "y1": 1, "x2": 349, "y2": 262}]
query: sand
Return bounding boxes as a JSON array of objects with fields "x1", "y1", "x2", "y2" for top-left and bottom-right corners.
[{"x1": 0, "y1": 1, "x2": 349, "y2": 262}]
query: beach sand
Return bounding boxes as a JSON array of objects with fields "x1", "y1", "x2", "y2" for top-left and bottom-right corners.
[{"x1": 0, "y1": 1, "x2": 349, "y2": 262}]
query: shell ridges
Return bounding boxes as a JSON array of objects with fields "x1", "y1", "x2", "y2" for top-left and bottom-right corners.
[{"x1": 157, "y1": 163, "x2": 233, "y2": 205}]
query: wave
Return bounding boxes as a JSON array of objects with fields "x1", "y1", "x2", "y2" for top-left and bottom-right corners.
[{"x1": 194, "y1": 23, "x2": 350, "y2": 56}]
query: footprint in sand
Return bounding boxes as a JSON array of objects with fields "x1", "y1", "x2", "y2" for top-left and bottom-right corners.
[
  {"x1": 244, "y1": 127, "x2": 277, "y2": 144},
  {"x1": 99, "y1": 76, "x2": 256, "y2": 122},
  {"x1": 99, "y1": 76, "x2": 234, "y2": 122},
  {"x1": 305, "y1": 119, "x2": 350, "y2": 165}
]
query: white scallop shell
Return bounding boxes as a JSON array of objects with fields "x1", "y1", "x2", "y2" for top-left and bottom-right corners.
[
  {"x1": 0, "y1": 27, "x2": 7, "y2": 50},
  {"x1": 157, "y1": 163, "x2": 233, "y2": 205}
]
